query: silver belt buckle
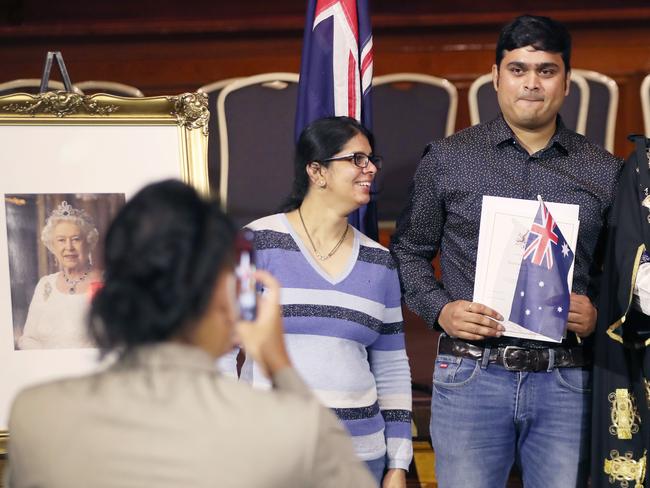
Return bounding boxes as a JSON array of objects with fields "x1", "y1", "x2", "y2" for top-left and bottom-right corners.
[{"x1": 502, "y1": 345, "x2": 527, "y2": 371}]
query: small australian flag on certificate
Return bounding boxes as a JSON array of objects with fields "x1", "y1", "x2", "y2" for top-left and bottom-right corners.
[{"x1": 509, "y1": 198, "x2": 574, "y2": 341}]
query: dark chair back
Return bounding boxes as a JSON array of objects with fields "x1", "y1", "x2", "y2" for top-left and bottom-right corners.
[
  {"x1": 198, "y1": 78, "x2": 242, "y2": 195},
  {"x1": 217, "y1": 73, "x2": 299, "y2": 227},
  {"x1": 73, "y1": 81, "x2": 144, "y2": 97},
  {"x1": 643, "y1": 74, "x2": 650, "y2": 138},
  {"x1": 0, "y1": 79, "x2": 83, "y2": 95},
  {"x1": 572, "y1": 69, "x2": 618, "y2": 153},
  {"x1": 372, "y1": 74, "x2": 458, "y2": 228}
]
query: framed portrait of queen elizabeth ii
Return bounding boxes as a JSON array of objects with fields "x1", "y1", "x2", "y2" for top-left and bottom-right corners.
[
  {"x1": 6, "y1": 193, "x2": 126, "y2": 351},
  {"x1": 0, "y1": 91, "x2": 210, "y2": 437}
]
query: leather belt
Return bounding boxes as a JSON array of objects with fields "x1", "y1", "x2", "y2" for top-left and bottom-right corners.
[{"x1": 438, "y1": 336, "x2": 589, "y2": 372}]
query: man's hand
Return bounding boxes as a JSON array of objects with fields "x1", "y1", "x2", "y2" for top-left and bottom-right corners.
[
  {"x1": 236, "y1": 270, "x2": 291, "y2": 376},
  {"x1": 566, "y1": 293, "x2": 597, "y2": 338},
  {"x1": 438, "y1": 300, "x2": 504, "y2": 341},
  {"x1": 382, "y1": 468, "x2": 406, "y2": 488}
]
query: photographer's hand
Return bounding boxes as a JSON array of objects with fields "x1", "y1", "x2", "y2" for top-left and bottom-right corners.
[{"x1": 235, "y1": 270, "x2": 290, "y2": 376}]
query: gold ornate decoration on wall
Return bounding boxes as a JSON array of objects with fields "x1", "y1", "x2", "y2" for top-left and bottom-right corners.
[
  {"x1": 0, "y1": 91, "x2": 119, "y2": 117},
  {"x1": 169, "y1": 92, "x2": 209, "y2": 135},
  {"x1": 644, "y1": 379, "x2": 650, "y2": 409},
  {"x1": 610, "y1": 389, "x2": 642, "y2": 440},
  {"x1": 604, "y1": 450, "x2": 647, "y2": 488}
]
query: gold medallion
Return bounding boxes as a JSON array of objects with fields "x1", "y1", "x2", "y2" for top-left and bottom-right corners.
[
  {"x1": 604, "y1": 450, "x2": 646, "y2": 488},
  {"x1": 609, "y1": 389, "x2": 641, "y2": 440}
]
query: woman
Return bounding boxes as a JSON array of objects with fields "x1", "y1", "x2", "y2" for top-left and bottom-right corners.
[
  {"x1": 18, "y1": 201, "x2": 102, "y2": 349},
  {"x1": 7, "y1": 180, "x2": 376, "y2": 488},
  {"x1": 242, "y1": 117, "x2": 413, "y2": 486}
]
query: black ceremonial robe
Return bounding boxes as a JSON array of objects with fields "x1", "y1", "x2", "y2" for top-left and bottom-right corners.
[{"x1": 591, "y1": 135, "x2": 650, "y2": 488}]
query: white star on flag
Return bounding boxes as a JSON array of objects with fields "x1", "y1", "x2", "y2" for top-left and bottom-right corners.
[{"x1": 561, "y1": 242, "x2": 570, "y2": 257}]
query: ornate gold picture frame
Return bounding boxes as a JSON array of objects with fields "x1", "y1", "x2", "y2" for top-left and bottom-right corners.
[{"x1": 0, "y1": 91, "x2": 210, "y2": 455}]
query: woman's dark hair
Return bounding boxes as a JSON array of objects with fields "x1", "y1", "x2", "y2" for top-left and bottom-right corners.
[
  {"x1": 496, "y1": 15, "x2": 571, "y2": 72},
  {"x1": 89, "y1": 179, "x2": 236, "y2": 354},
  {"x1": 281, "y1": 116, "x2": 374, "y2": 212}
]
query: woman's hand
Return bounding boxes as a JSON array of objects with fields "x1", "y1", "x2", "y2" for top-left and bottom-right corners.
[
  {"x1": 382, "y1": 468, "x2": 406, "y2": 488},
  {"x1": 235, "y1": 270, "x2": 290, "y2": 376}
]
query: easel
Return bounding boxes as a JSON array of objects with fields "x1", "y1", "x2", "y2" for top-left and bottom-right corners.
[{"x1": 39, "y1": 51, "x2": 74, "y2": 93}]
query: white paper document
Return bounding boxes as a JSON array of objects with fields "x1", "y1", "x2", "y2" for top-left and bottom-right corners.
[{"x1": 472, "y1": 196, "x2": 579, "y2": 342}]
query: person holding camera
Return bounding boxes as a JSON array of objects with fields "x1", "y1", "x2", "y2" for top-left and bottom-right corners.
[{"x1": 6, "y1": 179, "x2": 376, "y2": 488}]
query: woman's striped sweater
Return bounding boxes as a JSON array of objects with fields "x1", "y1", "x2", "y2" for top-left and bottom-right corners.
[{"x1": 241, "y1": 214, "x2": 412, "y2": 470}]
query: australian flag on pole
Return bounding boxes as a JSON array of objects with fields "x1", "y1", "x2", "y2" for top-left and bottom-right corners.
[
  {"x1": 295, "y1": 0, "x2": 377, "y2": 240},
  {"x1": 509, "y1": 198, "x2": 574, "y2": 342}
]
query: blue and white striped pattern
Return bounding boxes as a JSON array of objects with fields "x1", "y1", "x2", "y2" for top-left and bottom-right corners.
[{"x1": 241, "y1": 214, "x2": 412, "y2": 470}]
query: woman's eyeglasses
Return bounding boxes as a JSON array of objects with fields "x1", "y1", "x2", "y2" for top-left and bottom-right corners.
[{"x1": 320, "y1": 152, "x2": 383, "y2": 171}]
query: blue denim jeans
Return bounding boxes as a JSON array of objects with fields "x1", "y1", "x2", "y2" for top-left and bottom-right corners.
[{"x1": 430, "y1": 350, "x2": 591, "y2": 488}]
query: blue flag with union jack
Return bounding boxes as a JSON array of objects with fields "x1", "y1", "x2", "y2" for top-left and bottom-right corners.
[
  {"x1": 295, "y1": 0, "x2": 377, "y2": 239},
  {"x1": 509, "y1": 199, "x2": 574, "y2": 342}
]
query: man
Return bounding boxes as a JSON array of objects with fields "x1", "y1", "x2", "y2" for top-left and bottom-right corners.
[
  {"x1": 390, "y1": 15, "x2": 622, "y2": 488},
  {"x1": 591, "y1": 135, "x2": 650, "y2": 487}
]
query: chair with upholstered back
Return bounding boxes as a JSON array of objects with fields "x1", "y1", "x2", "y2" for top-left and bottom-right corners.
[
  {"x1": 198, "y1": 78, "x2": 242, "y2": 195},
  {"x1": 0, "y1": 79, "x2": 84, "y2": 95},
  {"x1": 468, "y1": 71, "x2": 590, "y2": 135},
  {"x1": 468, "y1": 74, "x2": 500, "y2": 128},
  {"x1": 73, "y1": 81, "x2": 144, "y2": 97},
  {"x1": 217, "y1": 73, "x2": 299, "y2": 227},
  {"x1": 572, "y1": 69, "x2": 618, "y2": 153},
  {"x1": 372, "y1": 73, "x2": 458, "y2": 229},
  {"x1": 641, "y1": 74, "x2": 650, "y2": 138}
]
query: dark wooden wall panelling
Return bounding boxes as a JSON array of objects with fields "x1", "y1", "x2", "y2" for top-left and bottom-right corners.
[{"x1": 2, "y1": 2, "x2": 650, "y2": 157}]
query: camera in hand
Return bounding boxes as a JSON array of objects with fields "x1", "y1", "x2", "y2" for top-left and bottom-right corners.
[{"x1": 235, "y1": 228, "x2": 256, "y2": 321}]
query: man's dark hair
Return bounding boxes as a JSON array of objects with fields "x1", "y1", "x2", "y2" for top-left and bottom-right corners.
[{"x1": 496, "y1": 15, "x2": 571, "y2": 72}]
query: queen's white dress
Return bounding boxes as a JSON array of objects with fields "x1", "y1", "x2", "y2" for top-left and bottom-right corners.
[{"x1": 18, "y1": 273, "x2": 95, "y2": 350}]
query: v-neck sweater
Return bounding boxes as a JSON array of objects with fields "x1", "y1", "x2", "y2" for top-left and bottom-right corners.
[{"x1": 241, "y1": 213, "x2": 413, "y2": 470}]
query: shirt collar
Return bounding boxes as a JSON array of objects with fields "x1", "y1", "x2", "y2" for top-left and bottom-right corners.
[{"x1": 488, "y1": 113, "x2": 570, "y2": 156}]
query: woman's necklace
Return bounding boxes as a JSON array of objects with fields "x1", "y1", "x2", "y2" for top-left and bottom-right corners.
[
  {"x1": 298, "y1": 207, "x2": 349, "y2": 261},
  {"x1": 62, "y1": 267, "x2": 90, "y2": 294}
]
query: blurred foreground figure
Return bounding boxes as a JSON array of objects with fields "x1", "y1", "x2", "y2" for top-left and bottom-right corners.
[{"x1": 6, "y1": 180, "x2": 376, "y2": 488}]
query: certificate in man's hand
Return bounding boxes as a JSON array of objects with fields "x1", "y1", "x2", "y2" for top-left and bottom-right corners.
[{"x1": 473, "y1": 196, "x2": 579, "y2": 342}]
